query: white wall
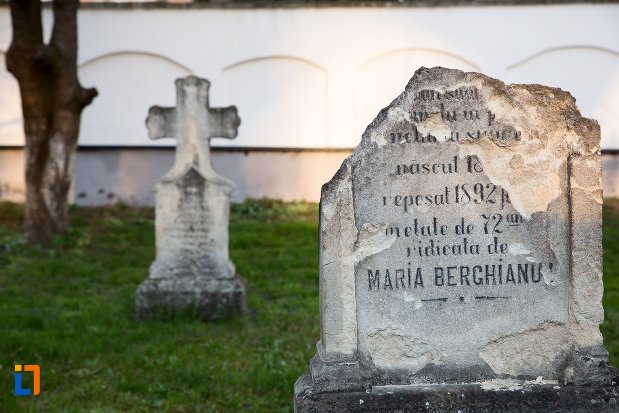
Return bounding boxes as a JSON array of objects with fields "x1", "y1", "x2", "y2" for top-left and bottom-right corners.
[{"x1": 1, "y1": 4, "x2": 619, "y2": 149}]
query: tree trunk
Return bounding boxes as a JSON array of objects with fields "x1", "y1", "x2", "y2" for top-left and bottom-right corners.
[{"x1": 6, "y1": 0, "x2": 97, "y2": 245}]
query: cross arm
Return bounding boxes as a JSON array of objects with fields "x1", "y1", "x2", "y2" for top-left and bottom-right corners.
[
  {"x1": 146, "y1": 106, "x2": 178, "y2": 140},
  {"x1": 207, "y1": 106, "x2": 241, "y2": 140}
]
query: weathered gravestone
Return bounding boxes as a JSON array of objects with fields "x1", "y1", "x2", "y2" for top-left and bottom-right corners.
[
  {"x1": 135, "y1": 76, "x2": 246, "y2": 321},
  {"x1": 294, "y1": 67, "x2": 618, "y2": 412}
]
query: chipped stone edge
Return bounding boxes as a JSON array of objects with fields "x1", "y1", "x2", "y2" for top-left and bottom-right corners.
[
  {"x1": 317, "y1": 160, "x2": 359, "y2": 359},
  {"x1": 563, "y1": 124, "x2": 618, "y2": 384}
]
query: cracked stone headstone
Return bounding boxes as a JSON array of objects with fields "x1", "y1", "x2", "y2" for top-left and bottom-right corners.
[
  {"x1": 294, "y1": 67, "x2": 618, "y2": 412},
  {"x1": 135, "y1": 76, "x2": 246, "y2": 321}
]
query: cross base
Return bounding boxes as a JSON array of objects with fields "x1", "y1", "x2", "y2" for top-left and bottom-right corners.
[{"x1": 135, "y1": 275, "x2": 247, "y2": 322}]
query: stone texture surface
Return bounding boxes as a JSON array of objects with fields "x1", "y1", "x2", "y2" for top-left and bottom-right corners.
[
  {"x1": 135, "y1": 76, "x2": 246, "y2": 321},
  {"x1": 295, "y1": 67, "x2": 618, "y2": 411}
]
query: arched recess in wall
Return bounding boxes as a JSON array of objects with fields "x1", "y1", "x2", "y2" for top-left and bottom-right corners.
[
  {"x1": 79, "y1": 51, "x2": 192, "y2": 146},
  {"x1": 355, "y1": 49, "x2": 480, "y2": 137},
  {"x1": 222, "y1": 56, "x2": 327, "y2": 148},
  {"x1": 506, "y1": 46, "x2": 619, "y2": 149},
  {"x1": 0, "y1": 52, "x2": 25, "y2": 145}
]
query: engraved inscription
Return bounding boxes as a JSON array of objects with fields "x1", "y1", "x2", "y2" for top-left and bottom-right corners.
[{"x1": 354, "y1": 86, "x2": 565, "y2": 313}]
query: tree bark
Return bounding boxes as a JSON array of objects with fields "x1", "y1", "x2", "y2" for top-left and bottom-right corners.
[{"x1": 6, "y1": 0, "x2": 97, "y2": 245}]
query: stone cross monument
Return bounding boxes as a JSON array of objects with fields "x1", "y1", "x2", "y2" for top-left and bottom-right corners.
[{"x1": 136, "y1": 76, "x2": 246, "y2": 321}]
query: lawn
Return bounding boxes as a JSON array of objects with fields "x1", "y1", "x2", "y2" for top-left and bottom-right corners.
[
  {"x1": 602, "y1": 198, "x2": 619, "y2": 367},
  {"x1": 0, "y1": 200, "x2": 319, "y2": 413},
  {"x1": 0, "y1": 199, "x2": 617, "y2": 413}
]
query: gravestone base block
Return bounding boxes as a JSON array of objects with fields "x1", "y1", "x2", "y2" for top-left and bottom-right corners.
[
  {"x1": 296, "y1": 344, "x2": 619, "y2": 412},
  {"x1": 294, "y1": 377, "x2": 619, "y2": 413},
  {"x1": 135, "y1": 275, "x2": 246, "y2": 321}
]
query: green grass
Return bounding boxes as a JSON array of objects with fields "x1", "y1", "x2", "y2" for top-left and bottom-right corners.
[
  {"x1": 602, "y1": 199, "x2": 619, "y2": 367},
  {"x1": 0, "y1": 200, "x2": 319, "y2": 412},
  {"x1": 0, "y1": 199, "x2": 617, "y2": 412}
]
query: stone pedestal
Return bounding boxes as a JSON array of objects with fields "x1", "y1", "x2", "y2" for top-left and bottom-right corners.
[
  {"x1": 295, "y1": 378, "x2": 619, "y2": 413},
  {"x1": 136, "y1": 166, "x2": 247, "y2": 321},
  {"x1": 295, "y1": 342, "x2": 619, "y2": 412},
  {"x1": 136, "y1": 276, "x2": 246, "y2": 321}
]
